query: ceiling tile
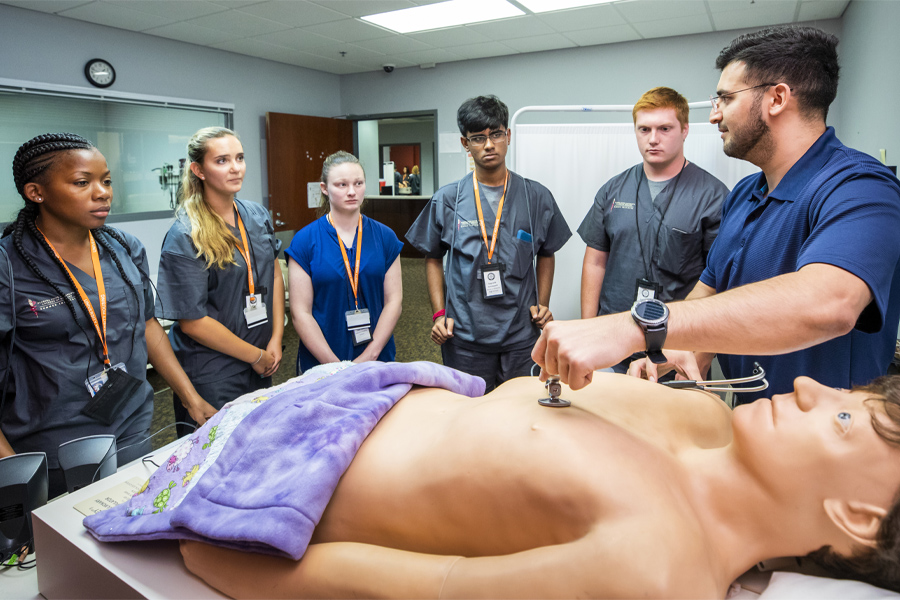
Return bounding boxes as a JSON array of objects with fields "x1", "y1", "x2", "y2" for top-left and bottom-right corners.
[
  {"x1": 614, "y1": 0, "x2": 707, "y2": 23},
  {"x1": 797, "y1": 0, "x2": 848, "y2": 21},
  {"x1": 57, "y1": 1, "x2": 175, "y2": 30},
  {"x1": 448, "y1": 40, "x2": 517, "y2": 60},
  {"x1": 633, "y1": 13, "x2": 713, "y2": 39},
  {"x1": 302, "y1": 16, "x2": 394, "y2": 42},
  {"x1": 280, "y1": 50, "x2": 366, "y2": 73},
  {"x1": 144, "y1": 20, "x2": 235, "y2": 45},
  {"x1": 207, "y1": 0, "x2": 264, "y2": 7},
  {"x1": 536, "y1": 4, "x2": 626, "y2": 33},
  {"x1": 563, "y1": 23, "x2": 641, "y2": 46},
  {"x1": 501, "y1": 32, "x2": 577, "y2": 53},
  {"x1": 237, "y1": 0, "x2": 345, "y2": 27},
  {"x1": 0, "y1": 0, "x2": 93, "y2": 13},
  {"x1": 308, "y1": 0, "x2": 415, "y2": 18},
  {"x1": 710, "y1": 2, "x2": 798, "y2": 30},
  {"x1": 352, "y1": 34, "x2": 433, "y2": 54},
  {"x1": 253, "y1": 28, "x2": 343, "y2": 51},
  {"x1": 210, "y1": 36, "x2": 295, "y2": 58},
  {"x1": 466, "y1": 15, "x2": 556, "y2": 40},
  {"x1": 193, "y1": 8, "x2": 292, "y2": 36},
  {"x1": 106, "y1": 0, "x2": 226, "y2": 20},
  {"x1": 392, "y1": 47, "x2": 463, "y2": 65},
  {"x1": 342, "y1": 53, "x2": 417, "y2": 69},
  {"x1": 408, "y1": 26, "x2": 490, "y2": 47}
]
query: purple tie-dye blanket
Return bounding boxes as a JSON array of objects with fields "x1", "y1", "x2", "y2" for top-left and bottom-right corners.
[{"x1": 83, "y1": 361, "x2": 485, "y2": 559}]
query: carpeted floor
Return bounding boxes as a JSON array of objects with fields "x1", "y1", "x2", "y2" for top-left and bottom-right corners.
[{"x1": 148, "y1": 257, "x2": 440, "y2": 449}]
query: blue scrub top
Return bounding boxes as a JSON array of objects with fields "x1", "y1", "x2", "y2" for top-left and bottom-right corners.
[
  {"x1": 285, "y1": 215, "x2": 402, "y2": 373},
  {"x1": 0, "y1": 228, "x2": 155, "y2": 469},
  {"x1": 700, "y1": 127, "x2": 900, "y2": 403}
]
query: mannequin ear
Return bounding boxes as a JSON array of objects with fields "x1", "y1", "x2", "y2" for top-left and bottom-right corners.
[
  {"x1": 824, "y1": 498, "x2": 887, "y2": 549},
  {"x1": 189, "y1": 162, "x2": 204, "y2": 180}
]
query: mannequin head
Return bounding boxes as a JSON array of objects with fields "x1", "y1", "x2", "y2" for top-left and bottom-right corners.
[{"x1": 800, "y1": 376, "x2": 900, "y2": 590}]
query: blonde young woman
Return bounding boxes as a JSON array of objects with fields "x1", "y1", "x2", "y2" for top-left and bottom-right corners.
[
  {"x1": 156, "y1": 127, "x2": 284, "y2": 436},
  {"x1": 285, "y1": 151, "x2": 402, "y2": 373}
]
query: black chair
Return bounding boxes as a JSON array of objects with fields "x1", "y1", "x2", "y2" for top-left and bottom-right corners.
[
  {"x1": 0, "y1": 452, "x2": 48, "y2": 564},
  {"x1": 57, "y1": 434, "x2": 117, "y2": 494}
]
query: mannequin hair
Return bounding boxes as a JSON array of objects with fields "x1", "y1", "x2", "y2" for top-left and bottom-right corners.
[
  {"x1": 806, "y1": 375, "x2": 900, "y2": 591},
  {"x1": 178, "y1": 126, "x2": 241, "y2": 270},
  {"x1": 4, "y1": 133, "x2": 140, "y2": 347}
]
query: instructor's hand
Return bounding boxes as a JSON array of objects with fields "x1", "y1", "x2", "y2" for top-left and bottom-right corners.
[
  {"x1": 531, "y1": 313, "x2": 643, "y2": 390},
  {"x1": 431, "y1": 317, "x2": 454, "y2": 345},
  {"x1": 529, "y1": 304, "x2": 553, "y2": 329},
  {"x1": 628, "y1": 350, "x2": 706, "y2": 383}
]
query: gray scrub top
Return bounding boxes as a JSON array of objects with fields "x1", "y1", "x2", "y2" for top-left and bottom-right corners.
[
  {"x1": 0, "y1": 229, "x2": 155, "y2": 469},
  {"x1": 577, "y1": 162, "x2": 728, "y2": 316},
  {"x1": 156, "y1": 199, "x2": 280, "y2": 385},
  {"x1": 406, "y1": 171, "x2": 572, "y2": 351}
]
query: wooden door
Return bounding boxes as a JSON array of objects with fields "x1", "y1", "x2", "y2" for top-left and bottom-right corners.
[{"x1": 266, "y1": 112, "x2": 353, "y2": 232}]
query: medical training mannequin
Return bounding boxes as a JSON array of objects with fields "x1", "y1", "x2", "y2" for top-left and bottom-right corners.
[
  {"x1": 181, "y1": 373, "x2": 900, "y2": 599},
  {"x1": 0, "y1": 133, "x2": 211, "y2": 498},
  {"x1": 156, "y1": 127, "x2": 284, "y2": 437},
  {"x1": 285, "y1": 151, "x2": 402, "y2": 373}
]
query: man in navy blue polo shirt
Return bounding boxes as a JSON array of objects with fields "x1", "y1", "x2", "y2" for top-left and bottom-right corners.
[{"x1": 532, "y1": 26, "x2": 900, "y2": 401}]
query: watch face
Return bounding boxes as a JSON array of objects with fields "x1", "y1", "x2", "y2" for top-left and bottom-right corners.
[
  {"x1": 632, "y1": 298, "x2": 668, "y2": 326},
  {"x1": 85, "y1": 59, "x2": 115, "y2": 88}
]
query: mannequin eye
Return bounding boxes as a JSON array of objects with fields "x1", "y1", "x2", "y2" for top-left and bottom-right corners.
[{"x1": 836, "y1": 412, "x2": 852, "y2": 432}]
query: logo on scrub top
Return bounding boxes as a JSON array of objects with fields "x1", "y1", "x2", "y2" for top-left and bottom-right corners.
[{"x1": 457, "y1": 219, "x2": 479, "y2": 229}]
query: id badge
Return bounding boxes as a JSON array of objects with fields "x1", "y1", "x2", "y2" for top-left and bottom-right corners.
[
  {"x1": 81, "y1": 363, "x2": 142, "y2": 426},
  {"x1": 351, "y1": 326, "x2": 372, "y2": 346},
  {"x1": 85, "y1": 362, "x2": 128, "y2": 397},
  {"x1": 244, "y1": 294, "x2": 268, "y2": 329},
  {"x1": 635, "y1": 277, "x2": 662, "y2": 302},
  {"x1": 346, "y1": 308, "x2": 371, "y2": 330},
  {"x1": 479, "y1": 263, "x2": 504, "y2": 299}
]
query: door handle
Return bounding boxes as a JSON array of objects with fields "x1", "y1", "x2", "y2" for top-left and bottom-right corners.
[{"x1": 275, "y1": 219, "x2": 286, "y2": 227}]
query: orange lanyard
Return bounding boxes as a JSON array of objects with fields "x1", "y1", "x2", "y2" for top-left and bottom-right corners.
[
  {"x1": 328, "y1": 214, "x2": 363, "y2": 310},
  {"x1": 37, "y1": 227, "x2": 111, "y2": 368},
  {"x1": 233, "y1": 202, "x2": 256, "y2": 299},
  {"x1": 473, "y1": 172, "x2": 508, "y2": 264}
]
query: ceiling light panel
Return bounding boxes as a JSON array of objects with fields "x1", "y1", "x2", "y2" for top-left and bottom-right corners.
[{"x1": 361, "y1": 0, "x2": 524, "y2": 34}]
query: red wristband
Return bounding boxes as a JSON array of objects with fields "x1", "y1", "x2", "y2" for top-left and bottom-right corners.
[{"x1": 432, "y1": 309, "x2": 445, "y2": 323}]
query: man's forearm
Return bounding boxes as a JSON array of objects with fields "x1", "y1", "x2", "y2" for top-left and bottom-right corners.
[
  {"x1": 425, "y1": 257, "x2": 446, "y2": 313},
  {"x1": 665, "y1": 264, "x2": 871, "y2": 356},
  {"x1": 535, "y1": 255, "x2": 555, "y2": 307}
]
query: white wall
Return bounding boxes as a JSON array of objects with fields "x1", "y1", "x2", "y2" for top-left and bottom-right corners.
[
  {"x1": 837, "y1": 0, "x2": 900, "y2": 166},
  {"x1": 339, "y1": 19, "x2": 843, "y2": 190},
  {"x1": 0, "y1": 3, "x2": 341, "y2": 272},
  {"x1": 356, "y1": 119, "x2": 381, "y2": 192}
]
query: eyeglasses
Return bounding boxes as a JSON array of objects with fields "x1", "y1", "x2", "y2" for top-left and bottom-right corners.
[
  {"x1": 465, "y1": 130, "x2": 508, "y2": 146},
  {"x1": 709, "y1": 83, "x2": 777, "y2": 112}
]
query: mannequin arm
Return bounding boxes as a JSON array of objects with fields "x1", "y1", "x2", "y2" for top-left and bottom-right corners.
[{"x1": 180, "y1": 525, "x2": 660, "y2": 599}]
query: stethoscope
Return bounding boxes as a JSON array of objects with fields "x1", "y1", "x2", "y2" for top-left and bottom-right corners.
[{"x1": 537, "y1": 363, "x2": 769, "y2": 408}]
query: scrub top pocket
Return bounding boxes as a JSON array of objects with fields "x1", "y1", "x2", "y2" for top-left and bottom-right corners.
[{"x1": 657, "y1": 225, "x2": 703, "y2": 276}]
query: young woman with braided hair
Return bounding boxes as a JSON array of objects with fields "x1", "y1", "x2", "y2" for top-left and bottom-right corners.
[
  {"x1": 155, "y1": 127, "x2": 284, "y2": 437},
  {"x1": 0, "y1": 133, "x2": 214, "y2": 497}
]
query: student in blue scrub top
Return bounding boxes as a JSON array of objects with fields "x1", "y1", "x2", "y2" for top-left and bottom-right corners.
[
  {"x1": 286, "y1": 151, "x2": 403, "y2": 374},
  {"x1": 156, "y1": 127, "x2": 284, "y2": 437},
  {"x1": 0, "y1": 132, "x2": 211, "y2": 498}
]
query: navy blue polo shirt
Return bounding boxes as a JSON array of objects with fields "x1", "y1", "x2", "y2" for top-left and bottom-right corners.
[{"x1": 700, "y1": 127, "x2": 900, "y2": 404}]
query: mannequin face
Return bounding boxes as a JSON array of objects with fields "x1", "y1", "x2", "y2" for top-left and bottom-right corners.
[
  {"x1": 29, "y1": 148, "x2": 112, "y2": 231},
  {"x1": 734, "y1": 377, "x2": 900, "y2": 510},
  {"x1": 322, "y1": 162, "x2": 365, "y2": 216}
]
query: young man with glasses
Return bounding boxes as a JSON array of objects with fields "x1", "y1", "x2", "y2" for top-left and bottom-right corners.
[
  {"x1": 577, "y1": 87, "x2": 728, "y2": 374},
  {"x1": 533, "y1": 26, "x2": 900, "y2": 402},
  {"x1": 407, "y1": 95, "x2": 571, "y2": 391}
]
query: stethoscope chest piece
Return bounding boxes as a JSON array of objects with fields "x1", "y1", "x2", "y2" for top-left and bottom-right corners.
[{"x1": 539, "y1": 376, "x2": 571, "y2": 408}]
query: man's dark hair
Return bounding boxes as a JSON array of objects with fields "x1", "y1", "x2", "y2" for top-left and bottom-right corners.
[
  {"x1": 805, "y1": 375, "x2": 900, "y2": 592},
  {"x1": 457, "y1": 95, "x2": 509, "y2": 136},
  {"x1": 715, "y1": 26, "x2": 839, "y2": 121}
]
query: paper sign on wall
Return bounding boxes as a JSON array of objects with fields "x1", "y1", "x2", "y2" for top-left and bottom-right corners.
[{"x1": 307, "y1": 182, "x2": 321, "y2": 209}]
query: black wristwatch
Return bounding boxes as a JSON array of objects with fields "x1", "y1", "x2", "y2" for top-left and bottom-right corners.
[{"x1": 631, "y1": 298, "x2": 669, "y2": 364}]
